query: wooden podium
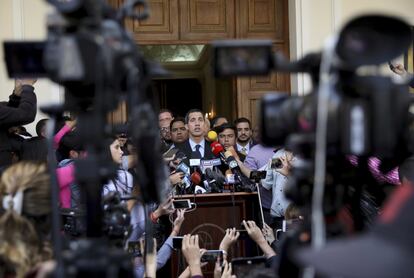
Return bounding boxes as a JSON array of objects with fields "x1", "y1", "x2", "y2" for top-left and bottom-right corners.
[{"x1": 171, "y1": 192, "x2": 262, "y2": 277}]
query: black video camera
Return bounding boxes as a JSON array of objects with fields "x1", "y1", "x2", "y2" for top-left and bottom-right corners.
[
  {"x1": 212, "y1": 14, "x2": 414, "y2": 225},
  {"x1": 213, "y1": 16, "x2": 413, "y2": 162}
]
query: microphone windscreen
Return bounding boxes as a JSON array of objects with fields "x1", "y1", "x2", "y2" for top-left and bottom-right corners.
[
  {"x1": 191, "y1": 172, "x2": 202, "y2": 185},
  {"x1": 207, "y1": 130, "x2": 218, "y2": 142},
  {"x1": 211, "y1": 141, "x2": 224, "y2": 156}
]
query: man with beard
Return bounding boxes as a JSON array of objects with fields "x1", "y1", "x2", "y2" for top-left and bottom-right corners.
[
  {"x1": 176, "y1": 109, "x2": 215, "y2": 167},
  {"x1": 159, "y1": 109, "x2": 174, "y2": 152},
  {"x1": 234, "y1": 117, "x2": 255, "y2": 156}
]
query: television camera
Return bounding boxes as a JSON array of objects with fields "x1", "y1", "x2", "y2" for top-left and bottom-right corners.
[
  {"x1": 3, "y1": 0, "x2": 167, "y2": 276},
  {"x1": 212, "y1": 12, "x2": 414, "y2": 254}
]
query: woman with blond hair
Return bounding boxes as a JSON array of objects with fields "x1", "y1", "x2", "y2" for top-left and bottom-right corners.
[{"x1": 0, "y1": 162, "x2": 52, "y2": 277}]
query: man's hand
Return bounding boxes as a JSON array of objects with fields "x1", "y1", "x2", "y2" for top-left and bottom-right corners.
[
  {"x1": 243, "y1": 220, "x2": 276, "y2": 258},
  {"x1": 14, "y1": 79, "x2": 37, "y2": 96},
  {"x1": 262, "y1": 223, "x2": 275, "y2": 245},
  {"x1": 213, "y1": 257, "x2": 223, "y2": 278},
  {"x1": 221, "y1": 260, "x2": 234, "y2": 278},
  {"x1": 169, "y1": 172, "x2": 184, "y2": 186},
  {"x1": 172, "y1": 209, "x2": 185, "y2": 235},
  {"x1": 182, "y1": 234, "x2": 203, "y2": 276},
  {"x1": 153, "y1": 196, "x2": 174, "y2": 218},
  {"x1": 243, "y1": 220, "x2": 266, "y2": 244},
  {"x1": 275, "y1": 152, "x2": 293, "y2": 177},
  {"x1": 391, "y1": 63, "x2": 408, "y2": 76},
  {"x1": 65, "y1": 119, "x2": 77, "y2": 129},
  {"x1": 219, "y1": 228, "x2": 240, "y2": 253}
]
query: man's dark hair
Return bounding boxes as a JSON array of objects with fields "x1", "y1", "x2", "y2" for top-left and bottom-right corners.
[
  {"x1": 170, "y1": 117, "x2": 186, "y2": 129},
  {"x1": 234, "y1": 117, "x2": 252, "y2": 129},
  {"x1": 215, "y1": 123, "x2": 236, "y2": 135},
  {"x1": 35, "y1": 119, "x2": 49, "y2": 137},
  {"x1": 58, "y1": 131, "x2": 83, "y2": 160},
  {"x1": 185, "y1": 109, "x2": 204, "y2": 124},
  {"x1": 211, "y1": 116, "x2": 228, "y2": 128},
  {"x1": 159, "y1": 109, "x2": 173, "y2": 118}
]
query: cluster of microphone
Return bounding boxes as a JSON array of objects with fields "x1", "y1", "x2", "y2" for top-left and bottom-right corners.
[{"x1": 173, "y1": 131, "x2": 255, "y2": 195}]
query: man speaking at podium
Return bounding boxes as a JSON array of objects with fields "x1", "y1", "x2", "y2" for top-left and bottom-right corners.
[{"x1": 175, "y1": 109, "x2": 215, "y2": 167}]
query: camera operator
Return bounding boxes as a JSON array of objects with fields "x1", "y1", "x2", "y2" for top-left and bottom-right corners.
[
  {"x1": 262, "y1": 149, "x2": 294, "y2": 229},
  {"x1": 0, "y1": 79, "x2": 37, "y2": 170}
]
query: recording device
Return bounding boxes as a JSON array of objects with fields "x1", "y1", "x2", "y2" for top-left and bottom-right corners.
[
  {"x1": 211, "y1": 141, "x2": 226, "y2": 160},
  {"x1": 172, "y1": 199, "x2": 193, "y2": 209},
  {"x1": 172, "y1": 236, "x2": 184, "y2": 249},
  {"x1": 204, "y1": 167, "x2": 225, "y2": 193},
  {"x1": 190, "y1": 171, "x2": 202, "y2": 185},
  {"x1": 212, "y1": 40, "x2": 273, "y2": 77},
  {"x1": 236, "y1": 229, "x2": 249, "y2": 239},
  {"x1": 271, "y1": 158, "x2": 283, "y2": 169},
  {"x1": 231, "y1": 256, "x2": 267, "y2": 278},
  {"x1": 163, "y1": 148, "x2": 179, "y2": 160},
  {"x1": 3, "y1": 41, "x2": 47, "y2": 78},
  {"x1": 61, "y1": 208, "x2": 86, "y2": 237},
  {"x1": 61, "y1": 192, "x2": 132, "y2": 244},
  {"x1": 175, "y1": 161, "x2": 191, "y2": 192},
  {"x1": 212, "y1": 15, "x2": 414, "y2": 221},
  {"x1": 275, "y1": 218, "x2": 303, "y2": 241},
  {"x1": 213, "y1": 15, "x2": 413, "y2": 277},
  {"x1": 207, "y1": 130, "x2": 218, "y2": 142},
  {"x1": 200, "y1": 250, "x2": 224, "y2": 264},
  {"x1": 102, "y1": 192, "x2": 131, "y2": 243},
  {"x1": 212, "y1": 16, "x2": 414, "y2": 161},
  {"x1": 388, "y1": 61, "x2": 396, "y2": 71},
  {"x1": 224, "y1": 151, "x2": 256, "y2": 192},
  {"x1": 127, "y1": 241, "x2": 142, "y2": 257},
  {"x1": 4, "y1": 0, "x2": 166, "y2": 276},
  {"x1": 249, "y1": 170, "x2": 266, "y2": 181}
]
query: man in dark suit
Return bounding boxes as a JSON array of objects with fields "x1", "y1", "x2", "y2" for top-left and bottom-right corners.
[
  {"x1": 234, "y1": 117, "x2": 255, "y2": 156},
  {"x1": 176, "y1": 109, "x2": 215, "y2": 166}
]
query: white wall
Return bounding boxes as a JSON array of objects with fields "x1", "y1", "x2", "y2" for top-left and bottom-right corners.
[
  {"x1": 0, "y1": 0, "x2": 63, "y2": 135},
  {"x1": 289, "y1": 0, "x2": 414, "y2": 95}
]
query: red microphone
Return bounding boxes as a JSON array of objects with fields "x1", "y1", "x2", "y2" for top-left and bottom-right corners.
[
  {"x1": 211, "y1": 141, "x2": 225, "y2": 158},
  {"x1": 190, "y1": 171, "x2": 202, "y2": 185}
]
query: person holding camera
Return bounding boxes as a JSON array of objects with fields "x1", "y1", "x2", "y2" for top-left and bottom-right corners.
[
  {"x1": 262, "y1": 149, "x2": 294, "y2": 229},
  {"x1": 0, "y1": 79, "x2": 37, "y2": 170}
]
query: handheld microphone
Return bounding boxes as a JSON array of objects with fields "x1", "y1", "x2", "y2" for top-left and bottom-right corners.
[
  {"x1": 205, "y1": 168, "x2": 225, "y2": 193},
  {"x1": 211, "y1": 141, "x2": 226, "y2": 160},
  {"x1": 224, "y1": 151, "x2": 241, "y2": 172},
  {"x1": 190, "y1": 171, "x2": 202, "y2": 185},
  {"x1": 207, "y1": 130, "x2": 218, "y2": 142},
  {"x1": 224, "y1": 150, "x2": 255, "y2": 192},
  {"x1": 176, "y1": 162, "x2": 191, "y2": 188}
]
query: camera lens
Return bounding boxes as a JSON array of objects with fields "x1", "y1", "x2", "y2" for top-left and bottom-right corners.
[{"x1": 271, "y1": 158, "x2": 283, "y2": 169}]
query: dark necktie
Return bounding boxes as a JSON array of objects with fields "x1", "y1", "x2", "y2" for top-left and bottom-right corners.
[{"x1": 194, "y1": 144, "x2": 202, "y2": 159}]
